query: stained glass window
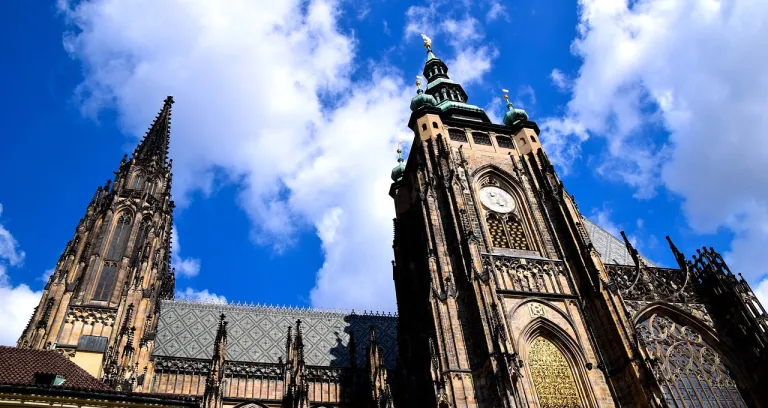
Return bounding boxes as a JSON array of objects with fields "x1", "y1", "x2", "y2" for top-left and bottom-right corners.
[
  {"x1": 637, "y1": 314, "x2": 748, "y2": 408},
  {"x1": 528, "y1": 337, "x2": 582, "y2": 408}
]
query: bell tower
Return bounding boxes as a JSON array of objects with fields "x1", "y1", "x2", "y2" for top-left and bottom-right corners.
[
  {"x1": 389, "y1": 37, "x2": 642, "y2": 407},
  {"x1": 19, "y1": 96, "x2": 177, "y2": 392}
]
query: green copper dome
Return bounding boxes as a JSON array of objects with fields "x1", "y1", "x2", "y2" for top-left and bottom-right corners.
[
  {"x1": 391, "y1": 156, "x2": 406, "y2": 183},
  {"x1": 410, "y1": 88, "x2": 437, "y2": 112},
  {"x1": 503, "y1": 102, "x2": 529, "y2": 127}
]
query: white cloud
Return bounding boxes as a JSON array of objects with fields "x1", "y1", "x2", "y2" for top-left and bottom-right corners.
[
  {"x1": 543, "y1": 0, "x2": 768, "y2": 282},
  {"x1": 755, "y1": 278, "x2": 768, "y2": 311},
  {"x1": 171, "y1": 225, "x2": 200, "y2": 278},
  {"x1": 550, "y1": 68, "x2": 569, "y2": 91},
  {"x1": 404, "y1": 4, "x2": 497, "y2": 86},
  {"x1": 486, "y1": 1, "x2": 509, "y2": 22},
  {"x1": 39, "y1": 268, "x2": 55, "y2": 282},
  {"x1": 0, "y1": 204, "x2": 41, "y2": 346},
  {"x1": 0, "y1": 204, "x2": 25, "y2": 267},
  {"x1": 59, "y1": 0, "x2": 412, "y2": 311},
  {"x1": 175, "y1": 287, "x2": 227, "y2": 304},
  {"x1": 514, "y1": 84, "x2": 536, "y2": 108}
]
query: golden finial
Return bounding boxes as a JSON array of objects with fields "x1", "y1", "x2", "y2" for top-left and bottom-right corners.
[
  {"x1": 502, "y1": 88, "x2": 512, "y2": 109},
  {"x1": 420, "y1": 33, "x2": 432, "y2": 50},
  {"x1": 397, "y1": 141, "x2": 404, "y2": 156},
  {"x1": 415, "y1": 75, "x2": 423, "y2": 90}
]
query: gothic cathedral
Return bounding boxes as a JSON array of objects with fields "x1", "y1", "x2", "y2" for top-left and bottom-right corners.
[{"x1": 17, "y1": 40, "x2": 768, "y2": 408}]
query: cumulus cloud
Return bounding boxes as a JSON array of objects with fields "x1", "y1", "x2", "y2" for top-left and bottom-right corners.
[
  {"x1": 404, "y1": 3, "x2": 497, "y2": 85},
  {"x1": 486, "y1": 1, "x2": 509, "y2": 22},
  {"x1": 550, "y1": 69, "x2": 569, "y2": 91},
  {"x1": 175, "y1": 287, "x2": 227, "y2": 304},
  {"x1": 59, "y1": 0, "x2": 412, "y2": 311},
  {"x1": 0, "y1": 203, "x2": 41, "y2": 346},
  {"x1": 171, "y1": 225, "x2": 200, "y2": 278},
  {"x1": 542, "y1": 0, "x2": 768, "y2": 282}
]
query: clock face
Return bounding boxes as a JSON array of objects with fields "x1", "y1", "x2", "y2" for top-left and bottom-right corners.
[{"x1": 479, "y1": 186, "x2": 515, "y2": 213}]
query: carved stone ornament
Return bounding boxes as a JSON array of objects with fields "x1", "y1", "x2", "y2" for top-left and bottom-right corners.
[
  {"x1": 605, "y1": 264, "x2": 696, "y2": 303},
  {"x1": 66, "y1": 306, "x2": 117, "y2": 327},
  {"x1": 528, "y1": 303, "x2": 546, "y2": 318},
  {"x1": 636, "y1": 314, "x2": 748, "y2": 407},
  {"x1": 482, "y1": 254, "x2": 567, "y2": 295}
]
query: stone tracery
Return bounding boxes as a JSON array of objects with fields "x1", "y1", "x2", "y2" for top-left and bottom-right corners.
[{"x1": 637, "y1": 314, "x2": 747, "y2": 407}]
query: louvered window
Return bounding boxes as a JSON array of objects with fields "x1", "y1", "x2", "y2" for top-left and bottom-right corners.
[
  {"x1": 449, "y1": 129, "x2": 468, "y2": 142},
  {"x1": 496, "y1": 136, "x2": 514, "y2": 149},
  {"x1": 472, "y1": 132, "x2": 492, "y2": 146}
]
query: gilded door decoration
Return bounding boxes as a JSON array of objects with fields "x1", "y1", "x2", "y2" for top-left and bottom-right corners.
[
  {"x1": 528, "y1": 337, "x2": 581, "y2": 408},
  {"x1": 637, "y1": 314, "x2": 748, "y2": 407}
]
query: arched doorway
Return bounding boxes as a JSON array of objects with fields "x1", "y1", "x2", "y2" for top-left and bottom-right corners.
[{"x1": 528, "y1": 337, "x2": 582, "y2": 407}]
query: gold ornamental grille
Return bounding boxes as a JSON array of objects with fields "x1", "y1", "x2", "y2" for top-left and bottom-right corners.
[
  {"x1": 487, "y1": 215, "x2": 510, "y2": 248},
  {"x1": 507, "y1": 218, "x2": 529, "y2": 250},
  {"x1": 528, "y1": 337, "x2": 582, "y2": 408}
]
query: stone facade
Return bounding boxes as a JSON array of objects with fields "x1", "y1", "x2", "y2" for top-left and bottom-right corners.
[{"x1": 17, "y1": 43, "x2": 768, "y2": 408}]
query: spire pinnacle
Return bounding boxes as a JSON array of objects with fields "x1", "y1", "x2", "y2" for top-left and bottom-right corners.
[
  {"x1": 502, "y1": 88, "x2": 512, "y2": 109},
  {"x1": 133, "y1": 95, "x2": 174, "y2": 165},
  {"x1": 421, "y1": 33, "x2": 437, "y2": 61}
]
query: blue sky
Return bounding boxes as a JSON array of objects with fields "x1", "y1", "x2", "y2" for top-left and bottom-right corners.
[{"x1": 1, "y1": 0, "x2": 767, "y2": 345}]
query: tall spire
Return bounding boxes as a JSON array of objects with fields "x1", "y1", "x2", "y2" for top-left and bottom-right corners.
[{"x1": 133, "y1": 95, "x2": 173, "y2": 165}]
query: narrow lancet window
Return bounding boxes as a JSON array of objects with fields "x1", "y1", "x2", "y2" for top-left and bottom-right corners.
[{"x1": 105, "y1": 214, "x2": 132, "y2": 261}]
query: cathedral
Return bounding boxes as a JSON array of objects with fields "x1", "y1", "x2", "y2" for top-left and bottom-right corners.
[{"x1": 13, "y1": 38, "x2": 768, "y2": 408}]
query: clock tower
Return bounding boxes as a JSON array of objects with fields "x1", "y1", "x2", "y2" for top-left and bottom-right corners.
[{"x1": 388, "y1": 37, "x2": 762, "y2": 407}]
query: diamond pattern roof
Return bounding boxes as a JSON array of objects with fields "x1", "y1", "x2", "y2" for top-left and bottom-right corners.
[
  {"x1": 582, "y1": 217, "x2": 655, "y2": 266},
  {"x1": 153, "y1": 301, "x2": 398, "y2": 369}
]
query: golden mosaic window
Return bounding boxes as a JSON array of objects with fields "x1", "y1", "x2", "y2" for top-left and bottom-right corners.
[
  {"x1": 484, "y1": 214, "x2": 529, "y2": 250},
  {"x1": 487, "y1": 214, "x2": 510, "y2": 248},
  {"x1": 637, "y1": 314, "x2": 748, "y2": 407},
  {"x1": 528, "y1": 337, "x2": 581, "y2": 408}
]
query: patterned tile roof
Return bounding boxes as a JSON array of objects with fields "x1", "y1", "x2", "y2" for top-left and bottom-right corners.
[
  {"x1": 153, "y1": 300, "x2": 398, "y2": 369},
  {"x1": 582, "y1": 217, "x2": 656, "y2": 267},
  {"x1": 0, "y1": 346, "x2": 112, "y2": 391}
]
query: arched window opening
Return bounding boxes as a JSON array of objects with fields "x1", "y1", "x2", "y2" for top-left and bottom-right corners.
[
  {"x1": 105, "y1": 214, "x2": 132, "y2": 261},
  {"x1": 520, "y1": 137, "x2": 527, "y2": 145},
  {"x1": 422, "y1": 123, "x2": 427, "y2": 131},
  {"x1": 531, "y1": 135, "x2": 537, "y2": 143},
  {"x1": 131, "y1": 218, "x2": 151, "y2": 266},
  {"x1": 528, "y1": 337, "x2": 581, "y2": 408},
  {"x1": 130, "y1": 173, "x2": 145, "y2": 190},
  {"x1": 637, "y1": 314, "x2": 748, "y2": 407},
  {"x1": 432, "y1": 121, "x2": 438, "y2": 129},
  {"x1": 94, "y1": 213, "x2": 132, "y2": 301}
]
